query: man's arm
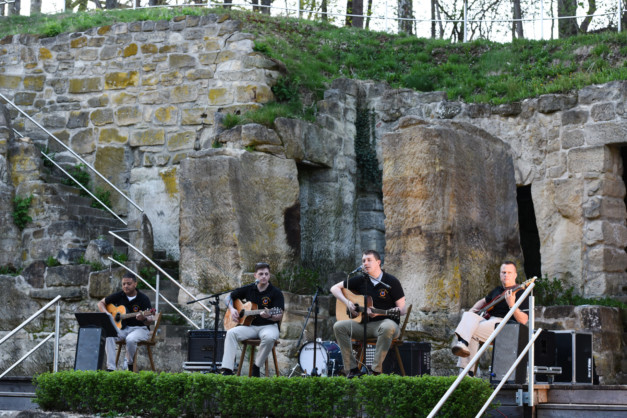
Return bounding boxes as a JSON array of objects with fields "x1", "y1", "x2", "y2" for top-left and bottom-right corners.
[
  {"x1": 330, "y1": 281, "x2": 357, "y2": 314},
  {"x1": 505, "y1": 290, "x2": 529, "y2": 325},
  {"x1": 224, "y1": 293, "x2": 240, "y2": 321},
  {"x1": 394, "y1": 296, "x2": 407, "y2": 316},
  {"x1": 469, "y1": 298, "x2": 486, "y2": 313},
  {"x1": 97, "y1": 298, "x2": 108, "y2": 313}
]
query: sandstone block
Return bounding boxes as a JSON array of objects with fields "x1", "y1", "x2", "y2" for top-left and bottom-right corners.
[
  {"x1": 115, "y1": 105, "x2": 142, "y2": 126},
  {"x1": 29, "y1": 287, "x2": 84, "y2": 301},
  {"x1": 561, "y1": 109, "x2": 588, "y2": 125},
  {"x1": 235, "y1": 83, "x2": 274, "y2": 104},
  {"x1": 100, "y1": 45, "x2": 119, "y2": 60},
  {"x1": 105, "y1": 71, "x2": 139, "y2": 89},
  {"x1": 71, "y1": 128, "x2": 96, "y2": 154},
  {"x1": 208, "y1": 87, "x2": 232, "y2": 105},
  {"x1": 112, "y1": 92, "x2": 137, "y2": 106},
  {"x1": 567, "y1": 147, "x2": 612, "y2": 174},
  {"x1": 182, "y1": 107, "x2": 215, "y2": 125},
  {"x1": 130, "y1": 128, "x2": 165, "y2": 147},
  {"x1": 560, "y1": 128, "x2": 585, "y2": 149},
  {"x1": 274, "y1": 118, "x2": 334, "y2": 167},
  {"x1": 66, "y1": 111, "x2": 90, "y2": 129},
  {"x1": 68, "y1": 77, "x2": 103, "y2": 93},
  {"x1": 94, "y1": 146, "x2": 129, "y2": 214},
  {"x1": 436, "y1": 101, "x2": 462, "y2": 119},
  {"x1": 167, "y1": 131, "x2": 196, "y2": 151},
  {"x1": 591, "y1": 103, "x2": 616, "y2": 122},
  {"x1": 45, "y1": 264, "x2": 91, "y2": 286},
  {"x1": 90, "y1": 108, "x2": 114, "y2": 126},
  {"x1": 583, "y1": 121, "x2": 627, "y2": 146},
  {"x1": 0, "y1": 276, "x2": 42, "y2": 329},
  {"x1": 88, "y1": 95, "x2": 109, "y2": 108},
  {"x1": 23, "y1": 75, "x2": 45, "y2": 91},
  {"x1": 98, "y1": 127, "x2": 128, "y2": 144},
  {"x1": 84, "y1": 238, "x2": 113, "y2": 266},
  {"x1": 199, "y1": 51, "x2": 219, "y2": 65},
  {"x1": 586, "y1": 246, "x2": 627, "y2": 272},
  {"x1": 538, "y1": 94, "x2": 577, "y2": 113},
  {"x1": 579, "y1": 84, "x2": 622, "y2": 104},
  {"x1": 185, "y1": 68, "x2": 215, "y2": 81},
  {"x1": 170, "y1": 84, "x2": 198, "y2": 103},
  {"x1": 154, "y1": 105, "x2": 178, "y2": 125},
  {"x1": 169, "y1": 54, "x2": 196, "y2": 68}
]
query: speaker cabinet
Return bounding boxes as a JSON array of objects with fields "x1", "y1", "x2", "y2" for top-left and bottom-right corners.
[
  {"x1": 382, "y1": 341, "x2": 431, "y2": 376},
  {"x1": 188, "y1": 330, "x2": 226, "y2": 362},
  {"x1": 491, "y1": 323, "x2": 529, "y2": 384},
  {"x1": 74, "y1": 327, "x2": 106, "y2": 371},
  {"x1": 553, "y1": 330, "x2": 593, "y2": 384}
]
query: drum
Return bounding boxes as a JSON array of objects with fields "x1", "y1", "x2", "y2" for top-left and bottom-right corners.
[{"x1": 298, "y1": 340, "x2": 343, "y2": 376}]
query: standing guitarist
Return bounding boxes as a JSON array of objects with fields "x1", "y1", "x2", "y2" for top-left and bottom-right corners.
[
  {"x1": 219, "y1": 262, "x2": 284, "y2": 377},
  {"x1": 97, "y1": 271, "x2": 154, "y2": 371},
  {"x1": 451, "y1": 261, "x2": 529, "y2": 375},
  {"x1": 331, "y1": 250, "x2": 406, "y2": 377}
]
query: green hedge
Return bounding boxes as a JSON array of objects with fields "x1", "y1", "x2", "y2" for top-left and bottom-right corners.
[{"x1": 34, "y1": 371, "x2": 493, "y2": 417}]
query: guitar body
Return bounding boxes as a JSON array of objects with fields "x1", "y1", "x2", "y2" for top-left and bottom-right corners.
[
  {"x1": 335, "y1": 288, "x2": 399, "y2": 323},
  {"x1": 223, "y1": 300, "x2": 282, "y2": 331},
  {"x1": 106, "y1": 304, "x2": 154, "y2": 329}
]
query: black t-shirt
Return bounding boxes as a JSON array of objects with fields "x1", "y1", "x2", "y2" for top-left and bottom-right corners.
[
  {"x1": 105, "y1": 290, "x2": 152, "y2": 329},
  {"x1": 484, "y1": 285, "x2": 529, "y2": 318},
  {"x1": 346, "y1": 272, "x2": 405, "y2": 324},
  {"x1": 231, "y1": 282, "x2": 284, "y2": 326}
]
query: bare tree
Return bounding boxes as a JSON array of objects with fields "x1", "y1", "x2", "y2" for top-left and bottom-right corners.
[
  {"x1": 579, "y1": 0, "x2": 596, "y2": 33},
  {"x1": 512, "y1": 0, "x2": 524, "y2": 39},
  {"x1": 9, "y1": 0, "x2": 20, "y2": 15},
  {"x1": 398, "y1": 0, "x2": 414, "y2": 35},
  {"x1": 557, "y1": 0, "x2": 578, "y2": 36},
  {"x1": 30, "y1": 0, "x2": 42, "y2": 15},
  {"x1": 345, "y1": 0, "x2": 364, "y2": 27},
  {"x1": 105, "y1": 0, "x2": 117, "y2": 9}
]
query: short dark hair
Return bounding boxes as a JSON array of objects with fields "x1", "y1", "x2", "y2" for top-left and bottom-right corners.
[
  {"x1": 254, "y1": 262, "x2": 271, "y2": 272},
  {"x1": 362, "y1": 250, "x2": 381, "y2": 261},
  {"x1": 501, "y1": 261, "x2": 517, "y2": 270},
  {"x1": 123, "y1": 271, "x2": 137, "y2": 282}
]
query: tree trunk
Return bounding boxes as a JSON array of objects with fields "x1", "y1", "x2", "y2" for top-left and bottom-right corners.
[
  {"x1": 512, "y1": 0, "x2": 524, "y2": 39},
  {"x1": 397, "y1": 0, "x2": 413, "y2": 35},
  {"x1": 105, "y1": 0, "x2": 117, "y2": 9},
  {"x1": 260, "y1": 0, "x2": 272, "y2": 14},
  {"x1": 30, "y1": 0, "x2": 42, "y2": 15},
  {"x1": 345, "y1": 0, "x2": 353, "y2": 26},
  {"x1": 365, "y1": 0, "x2": 373, "y2": 28},
  {"x1": 9, "y1": 0, "x2": 20, "y2": 15},
  {"x1": 557, "y1": 0, "x2": 578, "y2": 37},
  {"x1": 352, "y1": 0, "x2": 364, "y2": 28},
  {"x1": 321, "y1": 0, "x2": 328, "y2": 21},
  {"x1": 578, "y1": 0, "x2": 596, "y2": 33}
]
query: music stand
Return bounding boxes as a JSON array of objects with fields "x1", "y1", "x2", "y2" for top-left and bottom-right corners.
[{"x1": 74, "y1": 312, "x2": 119, "y2": 371}]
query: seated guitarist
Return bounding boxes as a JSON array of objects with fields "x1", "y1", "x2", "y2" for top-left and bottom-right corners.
[
  {"x1": 331, "y1": 250, "x2": 406, "y2": 377},
  {"x1": 97, "y1": 271, "x2": 154, "y2": 372},
  {"x1": 219, "y1": 262, "x2": 284, "y2": 377},
  {"x1": 451, "y1": 261, "x2": 529, "y2": 376}
]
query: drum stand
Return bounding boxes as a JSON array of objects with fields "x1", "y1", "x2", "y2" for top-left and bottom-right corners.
[{"x1": 288, "y1": 287, "x2": 322, "y2": 377}]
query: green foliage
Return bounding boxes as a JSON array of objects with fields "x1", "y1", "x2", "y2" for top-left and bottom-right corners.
[
  {"x1": 12, "y1": 194, "x2": 33, "y2": 230},
  {"x1": 76, "y1": 254, "x2": 104, "y2": 272},
  {"x1": 138, "y1": 266, "x2": 157, "y2": 289},
  {"x1": 112, "y1": 251, "x2": 128, "y2": 263},
  {"x1": 91, "y1": 187, "x2": 112, "y2": 210},
  {"x1": 535, "y1": 276, "x2": 627, "y2": 308},
  {"x1": 355, "y1": 106, "x2": 382, "y2": 193},
  {"x1": 221, "y1": 113, "x2": 246, "y2": 129},
  {"x1": 274, "y1": 265, "x2": 323, "y2": 295},
  {"x1": 272, "y1": 75, "x2": 300, "y2": 103},
  {"x1": 46, "y1": 256, "x2": 60, "y2": 267},
  {"x1": 40, "y1": 147, "x2": 55, "y2": 168},
  {"x1": 35, "y1": 371, "x2": 493, "y2": 417},
  {"x1": 0, "y1": 264, "x2": 22, "y2": 276},
  {"x1": 62, "y1": 164, "x2": 91, "y2": 197}
]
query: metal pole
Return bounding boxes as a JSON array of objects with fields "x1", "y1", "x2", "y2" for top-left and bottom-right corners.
[
  {"x1": 155, "y1": 272, "x2": 160, "y2": 314},
  {"x1": 475, "y1": 329, "x2": 544, "y2": 418},
  {"x1": 0, "y1": 296, "x2": 63, "y2": 345},
  {"x1": 528, "y1": 293, "x2": 535, "y2": 406},
  {"x1": 0, "y1": 334, "x2": 55, "y2": 379},
  {"x1": 619, "y1": 0, "x2": 622, "y2": 32},
  {"x1": 463, "y1": 0, "x2": 468, "y2": 42},
  {"x1": 53, "y1": 302, "x2": 60, "y2": 373},
  {"x1": 427, "y1": 283, "x2": 535, "y2": 418},
  {"x1": 540, "y1": 0, "x2": 544, "y2": 39}
]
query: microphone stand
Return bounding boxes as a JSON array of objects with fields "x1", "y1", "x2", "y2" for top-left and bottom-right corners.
[
  {"x1": 288, "y1": 287, "x2": 322, "y2": 377},
  {"x1": 187, "y1": 281, "x2": 257, "y2": 373}
]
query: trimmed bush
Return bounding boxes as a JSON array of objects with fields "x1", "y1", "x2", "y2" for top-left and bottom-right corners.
[{"x1": 35, "y1": 371, "x2": 493, "y2": 417}]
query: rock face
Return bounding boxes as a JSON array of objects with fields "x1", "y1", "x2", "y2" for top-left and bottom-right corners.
[
  {"x1": 381, "y1": 117, "x2": 521, "y2": 311},
  {"x1": 179, "y1": 148, "x2": 299, "y2": 293}
]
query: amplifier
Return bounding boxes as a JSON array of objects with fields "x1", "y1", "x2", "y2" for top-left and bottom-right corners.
[
  {"x1": 188, "y1": 330, "x2": 226, "y2": 363},
  {"x1": 491, "y1": 323, "x2": 529, "y2": 384},
  {"x1": 381, "y1": 341, "x2": 431, "y2": 376},
  {"x1": 553, "y1": 330, "x2": 594, "y2": 384}
]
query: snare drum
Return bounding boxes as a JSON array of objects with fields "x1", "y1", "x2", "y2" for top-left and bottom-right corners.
[{"x1": 298, "y1": 340, "x2": 343, "y2": 376}]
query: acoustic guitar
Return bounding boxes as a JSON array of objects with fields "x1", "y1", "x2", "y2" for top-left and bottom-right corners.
[
  {"x1": 335, "y1": 288, "x2": 400, "y2": 323},
  {"x1": 106, "y1": 304, "x2": 155, "y2": 329},
  {"x1": 223, "y1": 299, "x2": 283, "y2": 331},
  {"x1": 477, "y1": 277, "x2": 536, "y2": 319}
]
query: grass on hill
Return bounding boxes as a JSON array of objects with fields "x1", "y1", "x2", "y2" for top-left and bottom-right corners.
[{"x1": 2, "y1": 7, "x2": 627, "y2": 126}]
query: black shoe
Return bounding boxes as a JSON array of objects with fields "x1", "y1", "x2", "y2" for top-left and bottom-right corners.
[
  {"x1": 251, "y1": 364, "x2": 260, "y2": 377},
  {"x1": 219, "y1": 368, "x2": 234, "y2": 376},
  {"x1": 346, "y1": 367, "x2": 365, "y2": 379},
  {"x1": 127, "y1": 364, "x2": 134, "y2": 372},
  {"x1": 366, "y1": 366, "x2": 381, "y2": 376}
]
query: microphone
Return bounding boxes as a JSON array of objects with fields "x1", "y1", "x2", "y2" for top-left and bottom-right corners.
[
  {"x1": 349, "y1": 266, "x2": 363, "y2": 275},
  {"x1": 254, "y1": 279, "x2": 260, "y2": 284}
]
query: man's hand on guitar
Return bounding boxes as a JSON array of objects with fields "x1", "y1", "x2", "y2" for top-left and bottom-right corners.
[
  {"x1": 505, "y1": 289, "x2": 516, "y2": 308},
  {"x1": 229, "y1": 307, "x2": 240, "y2": 321}
]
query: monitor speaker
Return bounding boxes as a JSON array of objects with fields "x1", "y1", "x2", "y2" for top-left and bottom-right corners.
[
  {"x1": 382, "y1": 341, "x2": 431, "y2": 376},
  {"x1": 74, "y1": 327, "x2": 106, "y2": 371},
  {"x1": 188, "y1": 330, "x2": 227, "y2": 362},
  {"x1": 553, "y1": 330, "x2": 594, "y2": 384},
  {"x1": 491, "y1": 323, "x2": 529, "y2": 384}
]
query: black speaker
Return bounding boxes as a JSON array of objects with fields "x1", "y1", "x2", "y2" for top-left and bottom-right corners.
[
  {"x1": 188, "y1": 330, "x2": 226, "y2": 362},
  {"x1": 491, "y1": 323, "x2": 529, "y2": 384},
  {"x1": 74, "y1": 327, "x2": 106, "y2": 370},
  {"x1": 553, "y1": 330, "x2": 593, "y2": 384},
  {"x1": 534, "y1": 330, "x2": 557, "y2": 383},
  {"x1": 382, "y1": 341, "x2": 431, "y2": 376}
]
